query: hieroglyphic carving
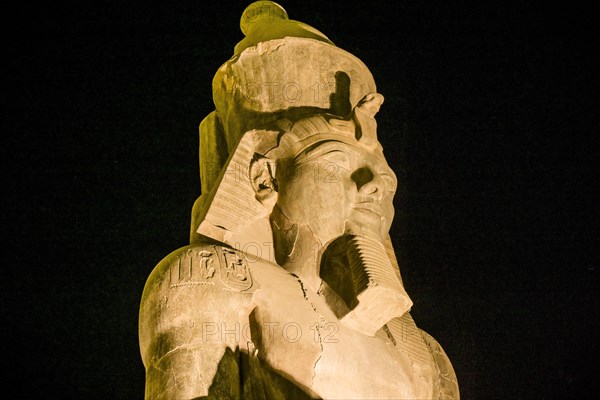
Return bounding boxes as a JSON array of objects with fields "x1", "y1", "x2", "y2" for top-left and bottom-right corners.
[
  {"x1": 168, "y1": 247, "x2": 216, "y2": 287},
  {"x1": 167, "y1": 246, "x2": 253, "y2": 292}
]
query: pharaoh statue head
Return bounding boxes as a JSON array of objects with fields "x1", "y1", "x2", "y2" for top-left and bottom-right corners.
[
  {"x1": 190, "y1": 1, "x2": 414, "y2": 336},
  {"x1": 190, "y1": 0, "x2": 382, "y2": 244}
]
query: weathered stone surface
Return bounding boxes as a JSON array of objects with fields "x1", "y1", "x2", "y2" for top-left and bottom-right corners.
[{"x1": 140, "y1": 1, "x2": 459, "y2": 399}]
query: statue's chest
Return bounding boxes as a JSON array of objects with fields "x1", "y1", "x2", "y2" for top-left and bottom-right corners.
[{"x1": 245, "y1": 264, "x2": 427, "y2": 399}]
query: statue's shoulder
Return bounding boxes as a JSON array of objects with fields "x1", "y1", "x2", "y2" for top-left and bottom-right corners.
[
  {"x1": 142, "y1": 243, "x2": 260, "y2": 300},
  {"x1": 139, "y1": 243, "x2": 264, "y2": 369}
]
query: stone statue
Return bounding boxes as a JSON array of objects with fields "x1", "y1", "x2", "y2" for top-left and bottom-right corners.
[{"x1": 139, "y1": 2, "x2": 459, "y2": 399}]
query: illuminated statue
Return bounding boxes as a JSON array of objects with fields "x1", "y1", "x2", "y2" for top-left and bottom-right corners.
[{"x1": 139, "y1": 2, "x2": 459, "y2": 398}]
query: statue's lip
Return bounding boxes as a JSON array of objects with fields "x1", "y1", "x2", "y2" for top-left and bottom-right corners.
[{"x1": 352, "y1": 205, "x2": 383, "y2": 218}]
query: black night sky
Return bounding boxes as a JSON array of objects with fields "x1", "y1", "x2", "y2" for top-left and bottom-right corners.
[{"x1": 2, "y1": 1, "x2": 597, "y2": 399}]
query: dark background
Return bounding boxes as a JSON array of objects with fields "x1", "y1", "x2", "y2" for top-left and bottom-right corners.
[{"x1": 2, "y1": 0, "x2": 597, "y2": 398}]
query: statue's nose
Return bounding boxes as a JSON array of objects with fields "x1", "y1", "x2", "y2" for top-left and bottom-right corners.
[
  {"x1": 352, "y1": 167, "x2": 384, "y2": 201},
  {"x1": 359, "y1": 181, "x2": 384, "y2": 201}
]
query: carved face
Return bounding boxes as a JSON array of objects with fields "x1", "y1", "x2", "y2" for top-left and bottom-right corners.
[{"x1": 275, "y1": 140, "x2": 397, "y2": 244}]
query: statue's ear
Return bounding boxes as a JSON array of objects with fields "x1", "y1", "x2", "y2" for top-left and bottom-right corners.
[{"x1": 249, "y1": 153, "x2": 278, "y2": 203}]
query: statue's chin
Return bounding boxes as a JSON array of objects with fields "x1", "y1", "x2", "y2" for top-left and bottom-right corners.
[
  {"x1": 340, "y1": 220, "x2": 383, "y2": 244},
  {"x1": 345, "y1": 214, "x2": 391, "y2": 241}
]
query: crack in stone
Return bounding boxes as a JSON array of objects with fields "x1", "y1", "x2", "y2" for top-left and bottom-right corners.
[{"x1": 294, "y1": 275, "x2": 325, "y2": 387}]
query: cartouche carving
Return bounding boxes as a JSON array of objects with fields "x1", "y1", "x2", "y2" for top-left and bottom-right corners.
[
  {"x1": 139, "y1": 2, "x2": 459, "y2": 399},
  {"x1": 218, "y1": 247, "x2": 253, "y2": 292}
]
